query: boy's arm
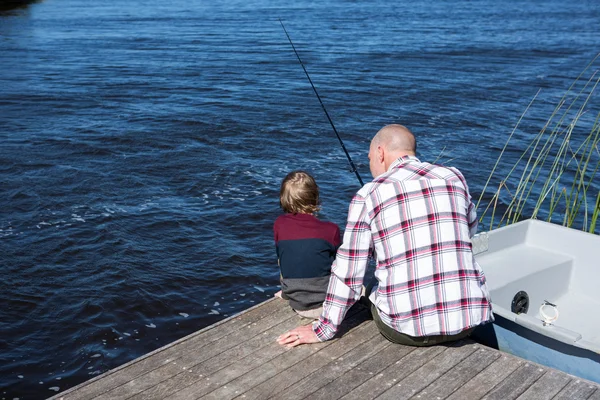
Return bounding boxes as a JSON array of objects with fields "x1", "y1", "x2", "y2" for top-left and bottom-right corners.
[
  {"x1": 277, "y1": 269, "x2": 290, "y2": 300},
  {"x1": 333, "y1": 224, "x2": 342, "y2": 249},
  {"x1": 274, "y1": 219, "x2": 288, "y2": 299}
]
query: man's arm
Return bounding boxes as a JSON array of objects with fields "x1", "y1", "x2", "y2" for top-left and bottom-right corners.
[
  {"x1": 467, "y1": 197, "x2": 478, "y2": 238},
  {"x1": 313, "y1": 193, "x2": 373, "y2": 341},
  {"x1": 277, "y1": 192, "x2": 373, "y2": 348},
  {"x1": 449, "y1": 167, "x2": 478, "y2": 237}
]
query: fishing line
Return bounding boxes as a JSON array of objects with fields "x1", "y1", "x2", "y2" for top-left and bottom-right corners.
[{"x1": 279, "y1": 19, "x2": 364, "y2": 186}]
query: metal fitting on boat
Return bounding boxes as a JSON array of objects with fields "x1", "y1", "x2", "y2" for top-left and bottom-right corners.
[
  {"x1": 511, "y1": 291, "x2": 529, "y2": 314},
  {"x1": 540, "y1": 300, "x2": 559, "y2": 326}
]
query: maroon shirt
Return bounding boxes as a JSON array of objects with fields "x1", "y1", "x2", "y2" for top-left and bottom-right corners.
[{"x1": 274, "y1": 213, "x2": 341, "y2": 311}]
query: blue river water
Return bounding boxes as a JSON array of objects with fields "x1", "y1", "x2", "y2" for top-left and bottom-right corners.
[{"x1": 1, "y1": 0, "x2": 599, "y2": 398}]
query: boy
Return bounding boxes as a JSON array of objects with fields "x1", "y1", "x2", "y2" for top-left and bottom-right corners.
[{"x1": 273, "y1": 171, "x2": 341, "y2": 319}]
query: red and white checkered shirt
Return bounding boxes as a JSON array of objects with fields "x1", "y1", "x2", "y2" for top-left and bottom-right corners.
[{"x1": 313, "y1": 156, "x2": 493, "y2": 341}]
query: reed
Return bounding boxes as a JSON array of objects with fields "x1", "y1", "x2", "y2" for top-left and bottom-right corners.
[{"x1": 477, "y1": 55, "x2": 600, "y2": 234}]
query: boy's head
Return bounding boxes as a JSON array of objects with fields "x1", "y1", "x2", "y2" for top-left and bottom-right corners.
[{"x1": 280, "y1": 171, "x2": 320, "y2": 214}]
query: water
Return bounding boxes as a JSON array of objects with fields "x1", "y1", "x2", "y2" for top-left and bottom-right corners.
[{"x1": 1, "y1": 0, "x2": 599, "y2": 397}]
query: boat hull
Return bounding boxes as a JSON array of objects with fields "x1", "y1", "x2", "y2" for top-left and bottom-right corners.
[{"x1": 473, "y1": 314, "x2": 600, "y2": 384}]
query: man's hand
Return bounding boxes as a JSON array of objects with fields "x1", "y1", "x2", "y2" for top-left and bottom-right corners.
[{"x1": 277, "y1": 324, "x2": 319, "y2": 348}]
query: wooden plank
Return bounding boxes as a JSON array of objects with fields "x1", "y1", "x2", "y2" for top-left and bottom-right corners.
[
  {"x1": 552, "y1": 379, "x2": 598, "y2": 400},
  {"x1": 167, "y1": 307, "x2": 370, "y2": 400},
  {"x1": 303, "y1": 343, "x2": 416, "y2": 400},
  {"x1": 445, "y1": 354, "x2": 524, "y2": 400},
  {"x1": 224, "y1": 311, "x2": 377, "y2": 400},
  {"x1": 515, "y1": 369, "x2": 571, "y2": 400},
  {"x1": 52, "y1": 296, "x2": 600, "y2": 400},
  {"x1": 82, "y1": 301, "x2": 293, "y2": 400},
  {"x1": 410, "y1": 345, "x2": 500, "y2": 399},
  {"x1": 480, "y1": 363, "x2": 546, "y2": 400},
  {"x1": 339, "y1": 345, "x2": 446, "y2": 400},
  {"x1": 270, "y1": 334, "x2": 391, "y2": 400},
  {"x1": 102, "y1": 304, "x2": 299, "y2": 400},
  {"x1": 56, "y1": 298, "x2": 286, "y2": 400},
  {"x1": 375, "y1": 341, "x2": 478, "y2": 400},
  {"x1": 143, "y1": 313, "x2": 318, "y2": 400}
]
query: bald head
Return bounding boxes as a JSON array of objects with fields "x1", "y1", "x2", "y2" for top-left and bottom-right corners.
[
  {"x1": 368, "y1": 124, "x2": 417, "y2": 178},
  {"x1": 372, "y1": 124, "x2": 416, "y2": 155}
]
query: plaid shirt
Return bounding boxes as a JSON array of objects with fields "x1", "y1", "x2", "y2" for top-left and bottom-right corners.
[{"x1": 313, "y1": 156, "x2": 493, "y2": 341}]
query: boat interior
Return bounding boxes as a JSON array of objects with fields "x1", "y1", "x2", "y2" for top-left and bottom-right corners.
[{"x1": 473, "y1": 219, "x2": 600, "y2": 352}]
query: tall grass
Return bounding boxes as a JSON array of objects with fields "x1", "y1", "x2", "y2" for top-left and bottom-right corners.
[{"x1": 477, "y1": 55, "x2": 600, "y2": 235}]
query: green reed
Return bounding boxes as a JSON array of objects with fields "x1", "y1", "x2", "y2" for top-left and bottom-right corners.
[{"x1": 477, "y1": 55, "x2": 600, "y2": 234}]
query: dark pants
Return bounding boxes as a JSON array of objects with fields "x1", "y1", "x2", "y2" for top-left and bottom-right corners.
[{"x1": 370, "y1": 302, "x2": 474, "y2": 346}]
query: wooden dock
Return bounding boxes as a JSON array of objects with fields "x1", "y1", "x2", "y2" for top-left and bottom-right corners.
[{"x1": 51, "y1": 298, "x2": 600, "y2": 400}]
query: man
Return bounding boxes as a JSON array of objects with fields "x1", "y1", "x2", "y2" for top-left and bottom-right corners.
[{"x1": 277, "y1": 124, "x2": 493, "y2": 347}]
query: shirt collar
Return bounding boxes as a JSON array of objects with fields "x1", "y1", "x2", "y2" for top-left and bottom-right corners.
[
  {"x1": 388, "y1": 155, "x2": 420, "y2": 171},
  {"x1": 287, "y1": 212, "x2": 317, "y2": 220}
]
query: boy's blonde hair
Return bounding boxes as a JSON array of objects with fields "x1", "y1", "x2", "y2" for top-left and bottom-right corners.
[{"x1": 279, "y1": 171, "x2": 320, "y2": 214}]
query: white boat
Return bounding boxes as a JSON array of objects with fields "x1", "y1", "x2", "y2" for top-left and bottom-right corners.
[{"x1": 472, "y1": 219, "x2": 600, "y2": 384}]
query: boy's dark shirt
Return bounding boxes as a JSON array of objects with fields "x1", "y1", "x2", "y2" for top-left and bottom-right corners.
[{"x1": 274, "y1": 213, "x2": 341, "y2": 311}]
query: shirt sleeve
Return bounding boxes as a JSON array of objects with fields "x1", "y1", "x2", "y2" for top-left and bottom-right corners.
[
  {"x1": 313, "y1": 193, "x2": 372, "y2": 341},
  {"x1": 460, "y1": 175, "x2": 478, "y2": 238},
  {"x1": 449, "y1": 167, "x2": 478, "y2": 237},
  {"x1": 333, "y1": 224, "x2": 342, "y2": 249},
  {"x1": 467, "y1": 197, "x2": 478, "y2": 238}
]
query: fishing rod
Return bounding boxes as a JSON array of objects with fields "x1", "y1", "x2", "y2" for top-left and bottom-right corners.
[{"x1": 279, "y1": 19, "x2": 364, "y2": 187}]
